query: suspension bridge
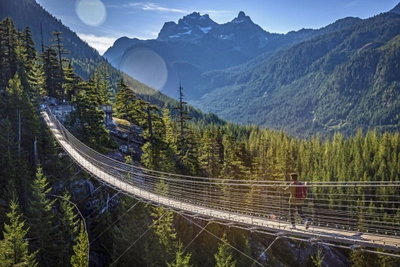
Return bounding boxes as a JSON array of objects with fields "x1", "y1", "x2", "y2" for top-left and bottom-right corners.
[{"x1": 42, "y1": 108, "x2": 400, "y2": 255}]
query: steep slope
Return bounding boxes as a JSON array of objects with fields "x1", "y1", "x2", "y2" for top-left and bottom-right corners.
[
  {"x1": 195, "y1": 11, "x2": 400, "y2": 137},
  {"x1": 0, "y1": 0, "x2": 227, "y2": 127},
  {"x1": 0, "y1": 0, "x2": 105, "y2": 79},
  {"x1": 104, "y1": 12, "x2": 361, "y2": 100}
]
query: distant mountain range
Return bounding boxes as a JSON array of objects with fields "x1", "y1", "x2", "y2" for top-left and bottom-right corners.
[
  {"x1": 103, "y1": 10, "x2": 362, "y2": 99},
  {"x1": 105, "y1": 3, "x2": 400, "y2": 137}
]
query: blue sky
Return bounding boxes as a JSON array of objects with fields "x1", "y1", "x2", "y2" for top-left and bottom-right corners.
[{"x1": 35, "y1": 0, "x2": 399, "y2": 55}]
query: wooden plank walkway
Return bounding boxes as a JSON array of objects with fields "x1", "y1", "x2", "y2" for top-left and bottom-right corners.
[{"x1": 42, "y1": 111, "x2": 400, "y2": 253}]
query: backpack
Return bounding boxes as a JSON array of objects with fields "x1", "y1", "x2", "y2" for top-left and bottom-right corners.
[{"x1": 294, "y1": 182, "x2": 307, "y2": 200}]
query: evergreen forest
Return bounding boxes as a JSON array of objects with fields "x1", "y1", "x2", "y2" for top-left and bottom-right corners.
[{"x1": 1, "y1": 15, "x2": 400, "y2": 267}]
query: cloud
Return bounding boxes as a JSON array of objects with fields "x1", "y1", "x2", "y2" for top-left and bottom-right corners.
[
  {"x1": 77, "y1": 33, "x2": 116, "y2": 55},
  {"x1": 122, "y1": 2, "x2": 188, "y2": 14}
]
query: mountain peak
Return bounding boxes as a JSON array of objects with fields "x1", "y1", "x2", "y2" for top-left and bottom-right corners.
[
  {"x1": 238, "y1": 11, "x2": 246, "y2": 19},
  {"x1": 389, "y1": 2, "x2": 400, "y2": 14},
  {"x1": 232, "y1": 11, "x2": 252, "y2": 24},
  {"x1": 157, "y1": 12, "x2": 217, "y2": 41}
]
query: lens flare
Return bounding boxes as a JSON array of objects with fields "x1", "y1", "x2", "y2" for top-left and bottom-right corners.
[
  {"x1": 76, "y1": 0, "x2": 106, "y2": 27},
  {"x1": 120, "y1": 47, "x2": 168, "y2": 91}
]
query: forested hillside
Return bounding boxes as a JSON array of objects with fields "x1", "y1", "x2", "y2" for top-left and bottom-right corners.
[
  {"x1": 1, "y1": 2, "x2": 400, "y2": 266},
  {"x1": 196, "y1": 10, "x2": 400, "y2": 138}
]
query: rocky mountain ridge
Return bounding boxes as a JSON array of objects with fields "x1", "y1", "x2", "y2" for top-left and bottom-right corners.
[{"x1": 103, "y1": 11, "x2": 358, "y2": 100}]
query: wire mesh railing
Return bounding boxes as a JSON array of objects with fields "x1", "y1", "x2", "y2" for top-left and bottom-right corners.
[{"x1": 43, "y1": 108, "x2": 400, "y2": 240}]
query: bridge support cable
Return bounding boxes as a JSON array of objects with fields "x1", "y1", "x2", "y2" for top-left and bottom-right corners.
[
  {"x1": 251, "y1": 235, "x2": 283, "y2": 267},
  {"x1": 109, "y1": 212, "x2": 167, "y2": 266},
  {"x1": 89, "y1": 201, "x2": 141, "y2": 246},
  {"x1": 179, "y1": 214, "x2": 266, "y2": 267},
  {"x1": 42, "y1": 108, "x2": 400, "y2": 252},
  {"x1": 167, "y1": 220, "x2": 211, "y2": 267}
]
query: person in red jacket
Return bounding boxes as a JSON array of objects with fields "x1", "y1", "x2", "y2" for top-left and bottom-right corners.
[{"x1": 274, "y1": 173, "x2": 310, "y2": 229}]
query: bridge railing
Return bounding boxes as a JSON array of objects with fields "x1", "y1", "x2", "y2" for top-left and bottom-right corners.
[{"x1": 44, "y1": 108, "x2": 400, "y2": 237}]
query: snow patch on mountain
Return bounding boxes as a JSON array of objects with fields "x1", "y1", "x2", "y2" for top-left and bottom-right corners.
[
  {"x1": 170, "y1": 30, "x2": 192, "y2": 38},
  {"x1": 199, "y1": 26, "x2": 212, "y2": 33}
]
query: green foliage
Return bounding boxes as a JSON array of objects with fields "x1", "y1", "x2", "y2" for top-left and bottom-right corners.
[
  {"x1": 71, "y1": 222, "x2": 89, "y2": 267},
  {"x1": 57, "y1": 191, "x2": 80, "y2": 266},
  {"x1": 67, "y1": 80, "x2": 112, "y2": 149},
  {"x1": 167, "y1": 243, "x2": 193, "y2": 267},
  {"x1": 26, "y1": 166, "x2": 57, "y2": 266},
  {"x1": 311, "y1": 247, "x2": 325, "y2": 267},
  {"x1": 350, "y1": 249, "x2": 379, "y2": 267},
  {"x1": 2, "y1": 9, "x2": 400, "y2": 267},
  {"x1": 214, "y1": 234, "x2": 236, "y2": 267},
  {"x1": 196, "y1": 13, "x2": 400, "y2": 138},
  {"x1": 0, "y1": 199, "x2": 38, "y2": 267}
]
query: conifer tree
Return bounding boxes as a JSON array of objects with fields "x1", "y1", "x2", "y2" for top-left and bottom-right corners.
[
  {"x1": 150, "y1": 181, "x2": 178, "y2": 262},
  {"x1": 173, "y1": 84, "x2": 191, "y2": 161},
  {"x1": 92, "y1": 63, "x2": 113, "y2": 105},
  {"x1": 221, "y1": 135, "x2": 249, "y2": 180},
  {"x1": 114, "y1": 78, "x2": 147, "y2": 126},
  {"x1": 51, "y1": 31, "x2": 69, "y2": 102},
  {"x1": 26, "y1": 166, "x2": 58, "y2": 266},
  {"x1": 71, "y1": 222, "x2": 89, "y2": 267},
  {"x1": 69, "y1": 80, "x2": 111, "y2": 148},
  {"x1": 141, "y1": 105, "x2": 176, "y2": 173},
  {"x1": 0, "y1": 17, "x2": 18, "y2": 90},
  {"x1": 57, "y1": 191, "x2": 80, "y2": 266},
  {"x1": 214, "y1": 234, "x2": 236, "y2": 267},
  {"x1": 167, "y1": 243, "x2": 193, "y2": 267},
  {"x1": 63, "y1": 62, "x2": 79, "y2": 101},
  {"x1": 111, "y1": 197, "x2": 160, "y2": 266},
  {"x1": 0, "y1": 199, "x2": 38, "y2": 267},
  {"x1": 199, "y1": 128, "x2": 223, "y2": 178},
  {"x1": 41, "y1": 46, "x2": 62, "y2": 100},
  {"x1": 350, "y1": 250, "x2": 378, "y2": 267}
]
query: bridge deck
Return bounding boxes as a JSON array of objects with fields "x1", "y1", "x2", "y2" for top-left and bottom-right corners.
[{"x1": 42, "y1": 110, "x2": 400, "y2": 253}]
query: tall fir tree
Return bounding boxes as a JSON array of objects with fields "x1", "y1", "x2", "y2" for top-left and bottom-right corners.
[
  {"x1": 0, "y1": 17, "x2": 18, "y2": 90},
  {"x1": 71, "y1": 222, "x2": 89, "y2": 267},
  {"x1": 167, "y1": 243, "x2": 193, "y2": 267},
  {"x1": 0, "y1": 199, "x2": 38, "y2": 267},
  {"x1": 214, "y1": 234, "x2": 236, "y2": 267},
  {"x1": 26, "y1": 166, "x2": 58, "y2": 266}
]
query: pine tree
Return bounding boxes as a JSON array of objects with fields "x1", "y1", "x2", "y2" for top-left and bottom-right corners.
[
  {"x1": 167, "y1": 243, "x2": 193, "y2": 267},
  {"x1": 150, "y1": 181, "x2": 178, "y2": 262},
  {"x1": 141, "y1": 105, "x2": 177, "y2": 173},
  {"x1": 71, "y1": 222, "x2": 89, "y2": 267},
  {"x1": 214, "y1": 234, "x2": 236, "y2": 267},
  {"x1": 26, "y1": 166, "x2": 58, "y2": 266},
  {"x1": 173, "y1": 84, "x2": 191, "y2": 161},
  {"x1": 111, "y1": 197, "x2": 160, "y2": 266},
  {"x1": 114, "y1": 79, "x2": 147, "y2": 126},
  {"x1": 51, "y1": 31, "x2": 69, "y2": 102},
  {"x1": 200, "y1": 127, "x2": 224, "y2": 177},
  {"x1": 350, "y1": 250, "x2": 378, "y2": 267},
  {"x1": 57, "y1": 191, "x2": 80, "y2": 266},
  {"x1": 63, "y1": 62, "x2": 79, "y2": 102},
  {"x1": 0, "y1": 17, "x2": 18, "y2": 90},
  {"x1": 41, "y1": 46, "x2": 62, "y2": 100},
  {"x1": 0, "y1": 199, "x2": 38, "y2": 267},
  {"x1": 69, "y1": 80, "x2": 111, "y2": 148}
]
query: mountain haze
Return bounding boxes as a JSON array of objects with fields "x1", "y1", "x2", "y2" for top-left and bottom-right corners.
[
  {"x1": 196, "y1": 10, "x2": 400, "y2": 137},
  {"x1": 104, "y1": 5, "x2": 400, "y2": 137}
]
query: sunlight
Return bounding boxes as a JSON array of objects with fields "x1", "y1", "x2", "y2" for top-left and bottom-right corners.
[
  {"x1": 75, "y1": 0, "x2": 106, "y2": 27},
  {"x1": 120, "y1": 47, "x2": 168, "y2": 91}
]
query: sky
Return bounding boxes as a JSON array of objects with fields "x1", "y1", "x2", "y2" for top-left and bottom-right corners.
[{"x1": 35, "y1": 0, "x2": 399, "y2": 55}]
